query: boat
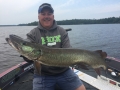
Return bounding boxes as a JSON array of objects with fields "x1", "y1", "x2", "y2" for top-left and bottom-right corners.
[
  {"x1": 1, "y1": 28, "x2": 120, "y2": 90},
  {"x1": 0, "y1": 56, "x2": 120, "y2": 90}
]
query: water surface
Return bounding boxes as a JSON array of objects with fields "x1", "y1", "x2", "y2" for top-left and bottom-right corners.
[{"x1": 0, "y1": 24, "x2": 120, "y2": 73}]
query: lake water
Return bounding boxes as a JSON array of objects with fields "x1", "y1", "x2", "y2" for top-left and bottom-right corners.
[{"x1": 0, "y1": 24, "x2": 120, "y2": 73}]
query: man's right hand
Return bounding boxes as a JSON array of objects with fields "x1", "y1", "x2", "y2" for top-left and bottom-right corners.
[{"x1": 20, "y1": 55, "x2": 33, "y2": 63}]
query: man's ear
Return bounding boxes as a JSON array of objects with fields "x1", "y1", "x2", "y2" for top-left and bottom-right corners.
[
  {"x1": 38, "y1": 15, "x2": 39, "y2": 19},
  {"x1": 53, "y1": 14, "x2": 54, "y2": 18},
  {"x1": 38, "y1": 14, "x2": 40, "y2": 19}
]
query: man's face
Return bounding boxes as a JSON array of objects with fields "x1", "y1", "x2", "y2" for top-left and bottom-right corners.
[{"x1": 38, "y1": 9, "x2": 54, "y2": 29}]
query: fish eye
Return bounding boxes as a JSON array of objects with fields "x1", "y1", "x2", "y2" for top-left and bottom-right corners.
[{"x1": 22, "y1": 42, "x2": 27, "y2": 45}]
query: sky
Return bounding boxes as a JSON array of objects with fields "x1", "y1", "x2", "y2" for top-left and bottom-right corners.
[{"x1": 0, "y1": 0, "x2": 120, "y2": 25}]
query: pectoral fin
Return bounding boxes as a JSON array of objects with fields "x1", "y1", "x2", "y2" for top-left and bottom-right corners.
[
  {"x1": 77, "y1": 63, "x2": 89, "y2": 70},
  {"x1": 34, "y1": 61, "x2": 41, "y2": 75},
  {"x1": 95, "y1": 50, "x2": 107, "y2": 58},
  {"x1": 95, "y1": 68, "x2": 101, "y2": 76}
]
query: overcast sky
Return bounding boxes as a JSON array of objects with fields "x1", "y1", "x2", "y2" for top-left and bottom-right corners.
[{"x1": 0, "y1": 0, "x2": 120, "y2": 25}]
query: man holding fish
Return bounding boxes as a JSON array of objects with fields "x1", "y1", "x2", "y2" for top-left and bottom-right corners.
[
  {"x1": 6, "y1": 3, "x2": 107, "y2": 90},
  {"x1": 26, "y1": 3, "x2": 86, "y2": 90}
]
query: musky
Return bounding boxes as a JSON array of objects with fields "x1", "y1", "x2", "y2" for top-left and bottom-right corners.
[{"x1": 0, "y1": 0, "x2": 120, "y2": 25}]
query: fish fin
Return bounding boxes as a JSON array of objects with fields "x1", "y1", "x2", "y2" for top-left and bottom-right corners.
[
  {"x1": 95, "y1": 50, "x2": 107, "y2": 58},
  {"x1": 95, "y1": 50, "x2": 102, "y2": 53},
  {"x1": 95, "y1": 68, "x2": 101, "y2": 76},
  {"x1": 34, "y1": 61, "x2": 41, "y2": 75},
  {"x1": 77, "y1": 63, "x2": 89, "y2": 70},
  {"x1": 102, "y1": 52, "x2": 107, "y2": 58}
]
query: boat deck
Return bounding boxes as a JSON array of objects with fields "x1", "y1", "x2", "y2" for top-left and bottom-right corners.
[
  {"x1": 8, "y1": 71, "x2": 33, "y2": 90},
  {"x1": 7, "y1": 68, "x2": 99, "y2": 90},
  {"x1": 76, "y1": 68, "x2": 120, "y2": 90},
  {"x1": 6, "y1": 64, "x2": 120, "y2": 90}
]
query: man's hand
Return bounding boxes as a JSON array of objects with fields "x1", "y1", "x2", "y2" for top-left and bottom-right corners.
[{"x1": 20, "y1": 55, "x2": 33, "y2": 63}]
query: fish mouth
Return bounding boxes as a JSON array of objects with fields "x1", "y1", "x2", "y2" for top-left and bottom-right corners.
[
  {"x1": 5, "y1": 38, "x2": 12, "y2": 46},
  {"x1": 5, "y1": 35, "x2": 23, "y2": 51}
]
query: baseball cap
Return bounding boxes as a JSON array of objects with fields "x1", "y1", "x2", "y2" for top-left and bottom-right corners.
[{"x1": 38, "y1": 3, "x2": 54, "y2": 13}]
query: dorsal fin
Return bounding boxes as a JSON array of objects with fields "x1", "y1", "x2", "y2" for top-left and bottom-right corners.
[{"x1": 95, "y1": 50, "x2": 107, "y2": 58}]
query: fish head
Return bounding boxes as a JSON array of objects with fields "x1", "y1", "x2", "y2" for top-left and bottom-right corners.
[{"x1": 6, "y1": 34, "x2": 41, "y2": 60}]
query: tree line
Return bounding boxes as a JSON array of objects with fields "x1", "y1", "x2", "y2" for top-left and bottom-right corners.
[{"x1": 18, "y1": 16, "x2": 120, "y2": 26}]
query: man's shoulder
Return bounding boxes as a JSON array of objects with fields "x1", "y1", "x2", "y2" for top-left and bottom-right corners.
[
  {"x1": 57, "y1": 26, "x2": 66, "y2": 33},
  {"x1": 29, "y1": 27, "x2": 39, "y2": 34},
  {"x1": 31, "y1": 27, "x2": 39, "y2": 31}
]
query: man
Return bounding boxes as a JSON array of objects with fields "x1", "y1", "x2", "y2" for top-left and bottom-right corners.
[{"x1": 26, "y1": 3, "x2": 86, "y2": 90}]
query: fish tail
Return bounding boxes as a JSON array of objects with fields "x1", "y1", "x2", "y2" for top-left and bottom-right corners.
[{"x1": 95, "y1": 50, "x2": 107, "y2": 58}]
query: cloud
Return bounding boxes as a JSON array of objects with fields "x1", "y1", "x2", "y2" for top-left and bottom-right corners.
[
  {"x1": 58, "y1": 0, "x2": 75, "y2": 7},
  {"x1": 57, "y1": 2, "x2": 120, "y2": 15},
  {"x1": 97, "y1": 3, "x2": 120, "y2": 13},
  {"x1": 0, "y1": 0, "x2": 41, "y2": 13},
  {"x1": 54, "y1": 0, "x2": 82, "y2": 16},
  {"x1": 55, "y1": 0, "x2": 81, "y2": 8},
  {"x1": 0, "y1": 0, "x2": 41, "y2": 24},
  {"x1": 54, "y1": 1, "x2": 120, "y2": 20},
  {"x1": 0, "y1": 0, "x2": 120, "y2": 24}
]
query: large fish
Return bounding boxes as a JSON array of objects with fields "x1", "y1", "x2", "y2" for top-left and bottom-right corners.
[{"x1": 6, "y1": 34, "x2": 107, "y2": 76}]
